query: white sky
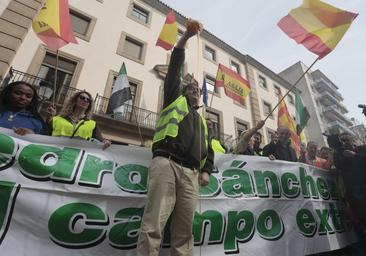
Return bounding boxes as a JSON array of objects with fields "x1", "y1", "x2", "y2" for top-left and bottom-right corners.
[{"x1": 161, "y1": 0, "x2": 366, "y2": 124}]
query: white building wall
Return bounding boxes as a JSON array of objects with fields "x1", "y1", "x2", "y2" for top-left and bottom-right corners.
[
  {"x1": 0, "y1": 0, "x2": 11, "y2": 16},
  {"x1": 7, "y1": 0, "x2": 304, "y2": 142}
]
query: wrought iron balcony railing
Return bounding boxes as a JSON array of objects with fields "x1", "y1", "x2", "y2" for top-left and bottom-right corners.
[
  {"x1": 94, "y1": 94, "x2": 158, "y2": 130},
  {"x1": 1, "y1": 68, "x2": 83, "y2": 105}
]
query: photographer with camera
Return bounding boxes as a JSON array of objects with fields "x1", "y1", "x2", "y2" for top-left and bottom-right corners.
[{"x1": 328, "y1": 132, "x2": 366, "y2": 248}]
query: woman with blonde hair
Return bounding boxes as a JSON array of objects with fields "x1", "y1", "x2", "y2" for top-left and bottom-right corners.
[{"x1": 47, "y1": 90, "x2": 111, "y2": 149}]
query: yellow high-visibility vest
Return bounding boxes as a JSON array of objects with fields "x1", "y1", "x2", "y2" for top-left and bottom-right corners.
[
  {"x1": 211, "y1": 138, "x2": 226, "y2": 153},
  {"x1": 153, "y1": 95, "x2": 208, "y2": 168},
  {"x1": 52, "y1": 116, "x2": 96, "y2": 140}
]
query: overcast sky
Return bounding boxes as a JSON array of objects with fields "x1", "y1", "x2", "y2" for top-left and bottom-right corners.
[{"x1": 162, "y1": 0, "x2": 366, "y2": 124}]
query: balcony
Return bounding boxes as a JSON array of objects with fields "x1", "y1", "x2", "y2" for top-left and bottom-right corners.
[
  {"x1": 316, "y1": 90, "x2": 347, "y2": 111},
  {"x1": 94, "y1": 95, "x2": 158, "y2": 130},
  {"x1": 313, "y1": 78, "x2": 343, "y2": 101},
  {"x1": 322, "y1": 106, "x2": 352, "y2": 126},
  {"x1": 327, "y1": 120, "x2": 355, "y2": 136},
  {"x1": 1, "y1": 68, "x2": 83, "y2": 105},
  {"x1": 1, "y1": 69, "x2": 159, "y2": 142}
]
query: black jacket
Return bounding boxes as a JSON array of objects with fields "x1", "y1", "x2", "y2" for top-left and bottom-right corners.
[
  {"x1": 262, "y1": 141, "x2": 297, "y2": 162},
  {"x1": 152, "y1": 47, "x2": 214, "y2": 174}
]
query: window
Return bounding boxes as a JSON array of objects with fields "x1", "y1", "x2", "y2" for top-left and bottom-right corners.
[
  {"x1": 124, "y1": 37, "x2": 143, "y2": 59},
  {"x1": 69, "y1": 8, "x2": 96, "y2": 41},
  {"x1": 204, "y1": 45, "x2": 216, "y2": 62},
  {"x1": 288, "y1": 94, "x2": 294, "y2": 105},
  {"x1": 258, "y1": 75, "x2": 267, "y2": 89},
  {"x1": 274, "y1": 85, "x2": 281, "y2": 96},
  {"x1": 205, "y1": 75, "x2": 218, "y2": 94},
  {"x1": 206, "y1": 110, "x2": 220, "y2": 139},
  {"x1": 36, "y1": 52, "x2": 77, "y2": 103},
  {"x1": 263, "y1": 101, "x2": 273, "y2": 118},
  {"x1": 236, "y1": 121, "x2": 248, "y2": 137},
  {"x1": 131, "y1": 4, "x2": 149, "y2": 24},
  {"x1": 117, "y1": 33, "x2": 147, "y2": 64},
  {"x1": 231, "y1": 61, "x2": 240, "y2": 74}
]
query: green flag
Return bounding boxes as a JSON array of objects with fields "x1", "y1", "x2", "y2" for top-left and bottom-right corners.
[
  {"x1": 107, "y1": 63, "x2": 132, "y2": 114},
  {"x1": 295, "y1": 91, "x2": 310, "y2": 135}
]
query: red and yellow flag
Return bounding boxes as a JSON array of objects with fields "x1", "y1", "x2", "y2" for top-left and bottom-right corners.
[
  {"x1": 32, "y1": 0, "x2": 77, "y2": 51},
  {"x1": 156, "y1": 10, "x2": 177, "y2": 50},
  {"x1": 215, "y1": 64, "x2": 250, "y2": 105},
  {"x1": 278, "y1": 0, "x2": 358, "y2": 59},
  {"x1": 277, "y1": 97, "x2": 301, "y2": 155}
]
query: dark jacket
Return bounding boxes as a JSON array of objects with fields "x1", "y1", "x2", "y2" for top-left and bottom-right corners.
[
  {"x1": 262, "y1": 141, "x2": 297, "y2": 162},
  {"x1": 152, "y1": 47, "x2": 214, "y2": 174},
  {"x1": 334, "y1": 146, "x2": 366, "y2": 224}
]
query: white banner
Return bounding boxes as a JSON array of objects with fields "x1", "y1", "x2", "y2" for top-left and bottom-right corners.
[{"x1": 0, "y1": 128, "x2": 357, "y2": 255}]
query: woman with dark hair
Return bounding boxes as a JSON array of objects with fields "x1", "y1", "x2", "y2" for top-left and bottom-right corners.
[
  {"x1": 0, "y1": 81, "x2": 44, "y2": 135},
  {"x1": 47, "y1": 91, "x2": 111, "y2": 149}
]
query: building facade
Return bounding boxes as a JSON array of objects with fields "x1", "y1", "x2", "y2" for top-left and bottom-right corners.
[
  {"x1": 280, "y1": 62, "x2": 353, "y2": 146},
  {"x1": 1, "y1": 0, "x2": 299, "y2": 148}
]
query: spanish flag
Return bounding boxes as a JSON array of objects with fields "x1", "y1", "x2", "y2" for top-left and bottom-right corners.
[
  {"x1": 215, "y1": 64, "x2": 250, "y2": 105},
  {"x1": 278, "y1": 0, "x2": 357, "y2": 59},
  {"x1": 156, "y1": 10, "x2": 177, "y2": 51},
  {"x1": 277, "y1": 96, "x2": 301, "y2": 155},
  {"x1": 32, "y1": 0, "x2": 77, "y2": 51}
]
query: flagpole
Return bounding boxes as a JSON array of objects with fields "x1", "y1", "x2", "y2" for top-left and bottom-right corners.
[
  {"x1": 263, "y1": 57, "x2": 320, "y2": 122},
  {"x1": 131, "y1": 105, "x2": 144, "y2": 146},
  {"x1": 52, "y1": 49, "x2": 59, "y2": 106}
]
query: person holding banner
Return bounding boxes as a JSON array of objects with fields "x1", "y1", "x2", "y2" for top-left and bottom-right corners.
[
  {"x1": 263, "y1": 126, "x2": 297, "y2": 162},
  {"x1": 234, "y1": 120, "x2": 265, "y2": 155},
  {"x1": 207, "y1": 119, "x2": 226, "y2": 153},
  {"x1": 47, "y1": 91, "x2": 111, "y2": 149},
  {"x1": 0, "y1": 81, "x2": 45, "y2": 135},
  {"x1": 137, "y1": 19, "x2": 214, "y2": 256}
]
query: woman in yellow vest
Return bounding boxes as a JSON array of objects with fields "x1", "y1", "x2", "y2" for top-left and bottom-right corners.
[{"x1": 47, "y1": 91, "x2": 111, "y2": 150}]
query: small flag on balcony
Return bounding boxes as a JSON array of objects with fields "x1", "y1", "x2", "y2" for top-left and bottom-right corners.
[
  {"x1": 278, "y1": 0, "x2": 358, "y2": 59},
  {"x1": 202, "y1": 78, "x2": 208, "y2": 107},
  {"x1": 295, "y1": 90, "x2": 310, "y2": 135},
  {"x1": 107, "y1": 63, "x2": 132, "y2": 114},
  {"x1": 215, "y1": 64, "x2": 250, "y2": 105},
  {"x1": 32, "y1": 0, "x2": 77, "y2": 51},
  {"x1": 156, "y1": 10, "x2": 177, "y2": 50}
]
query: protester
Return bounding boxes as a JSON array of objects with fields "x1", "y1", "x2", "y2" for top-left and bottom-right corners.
[
  {"x1": 0, "y1": 81, "x2": 44, "y2": 135},
  {"x1": 137, "y1": 20, "x2": 214, "y2": 256},
  {"x1": 299, "y1": 141, "x2": 329, "y2": 169},
  {"x1": 47, "y1": 91, "x2": 111, "y2": 149},
  {"x1": 270, "y1": 131, "x2": 279, "y2": 144},
  {"x1": 207, "y1": 119, "x2": 226, "y2": 153},
  {"x1": 253, "y1": 131, "x2": 263, "y2": 155},
  {"x1": 235, "y1": 120, "x2": 265, "y2": 155},
  {"x1": 330, "y1": 133, "x2": 366, "y2": 251},
  {"x1": 262, "y1": 126, "x2": 297, "y2": 162}
]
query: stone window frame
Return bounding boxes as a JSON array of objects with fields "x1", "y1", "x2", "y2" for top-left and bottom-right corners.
[
  {"x1": 69, "y1": 6, "x2": 97, "y2": 42},
  {"x1": 116, "y1": 32, "x2": 148, "y2": 65}
]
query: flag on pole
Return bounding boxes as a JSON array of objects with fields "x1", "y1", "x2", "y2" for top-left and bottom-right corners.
[
  {"x1": 202, "y1": 78, "x2": 208, "y2": 107},
  {"x1": 32, "y1": 0, "x2": 77, "y2": 51},
  {"x1": 215, "y1": 64, "x2": 250, "y2": 105},
  {"x1": 295, "y1": 90, "x2": 310, "y2": 135},
  {"x1": 107, "y1": 63, "x2": 132, "y2": 114},
  {"x1": 278, "y1": 0, "x2": 358, "y2": 59},
  {"x1": 156, "y1": 10, "x2": 177, "y2": 50},
  {"x1": 278, "y1": 96, "x2": 301, "y2": 155}
]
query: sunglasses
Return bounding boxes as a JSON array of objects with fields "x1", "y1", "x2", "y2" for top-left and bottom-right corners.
[{"x1": 79, "y1": 95, "x2": 91, "y2": 102}]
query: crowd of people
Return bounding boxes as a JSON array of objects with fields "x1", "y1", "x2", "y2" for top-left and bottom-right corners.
[
  {"x1": 1, "y1": 19, "x2": 365, "y2": 256},
  {"x1": 0, "y1": 80, "x2": 111, "y2": 149}
]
